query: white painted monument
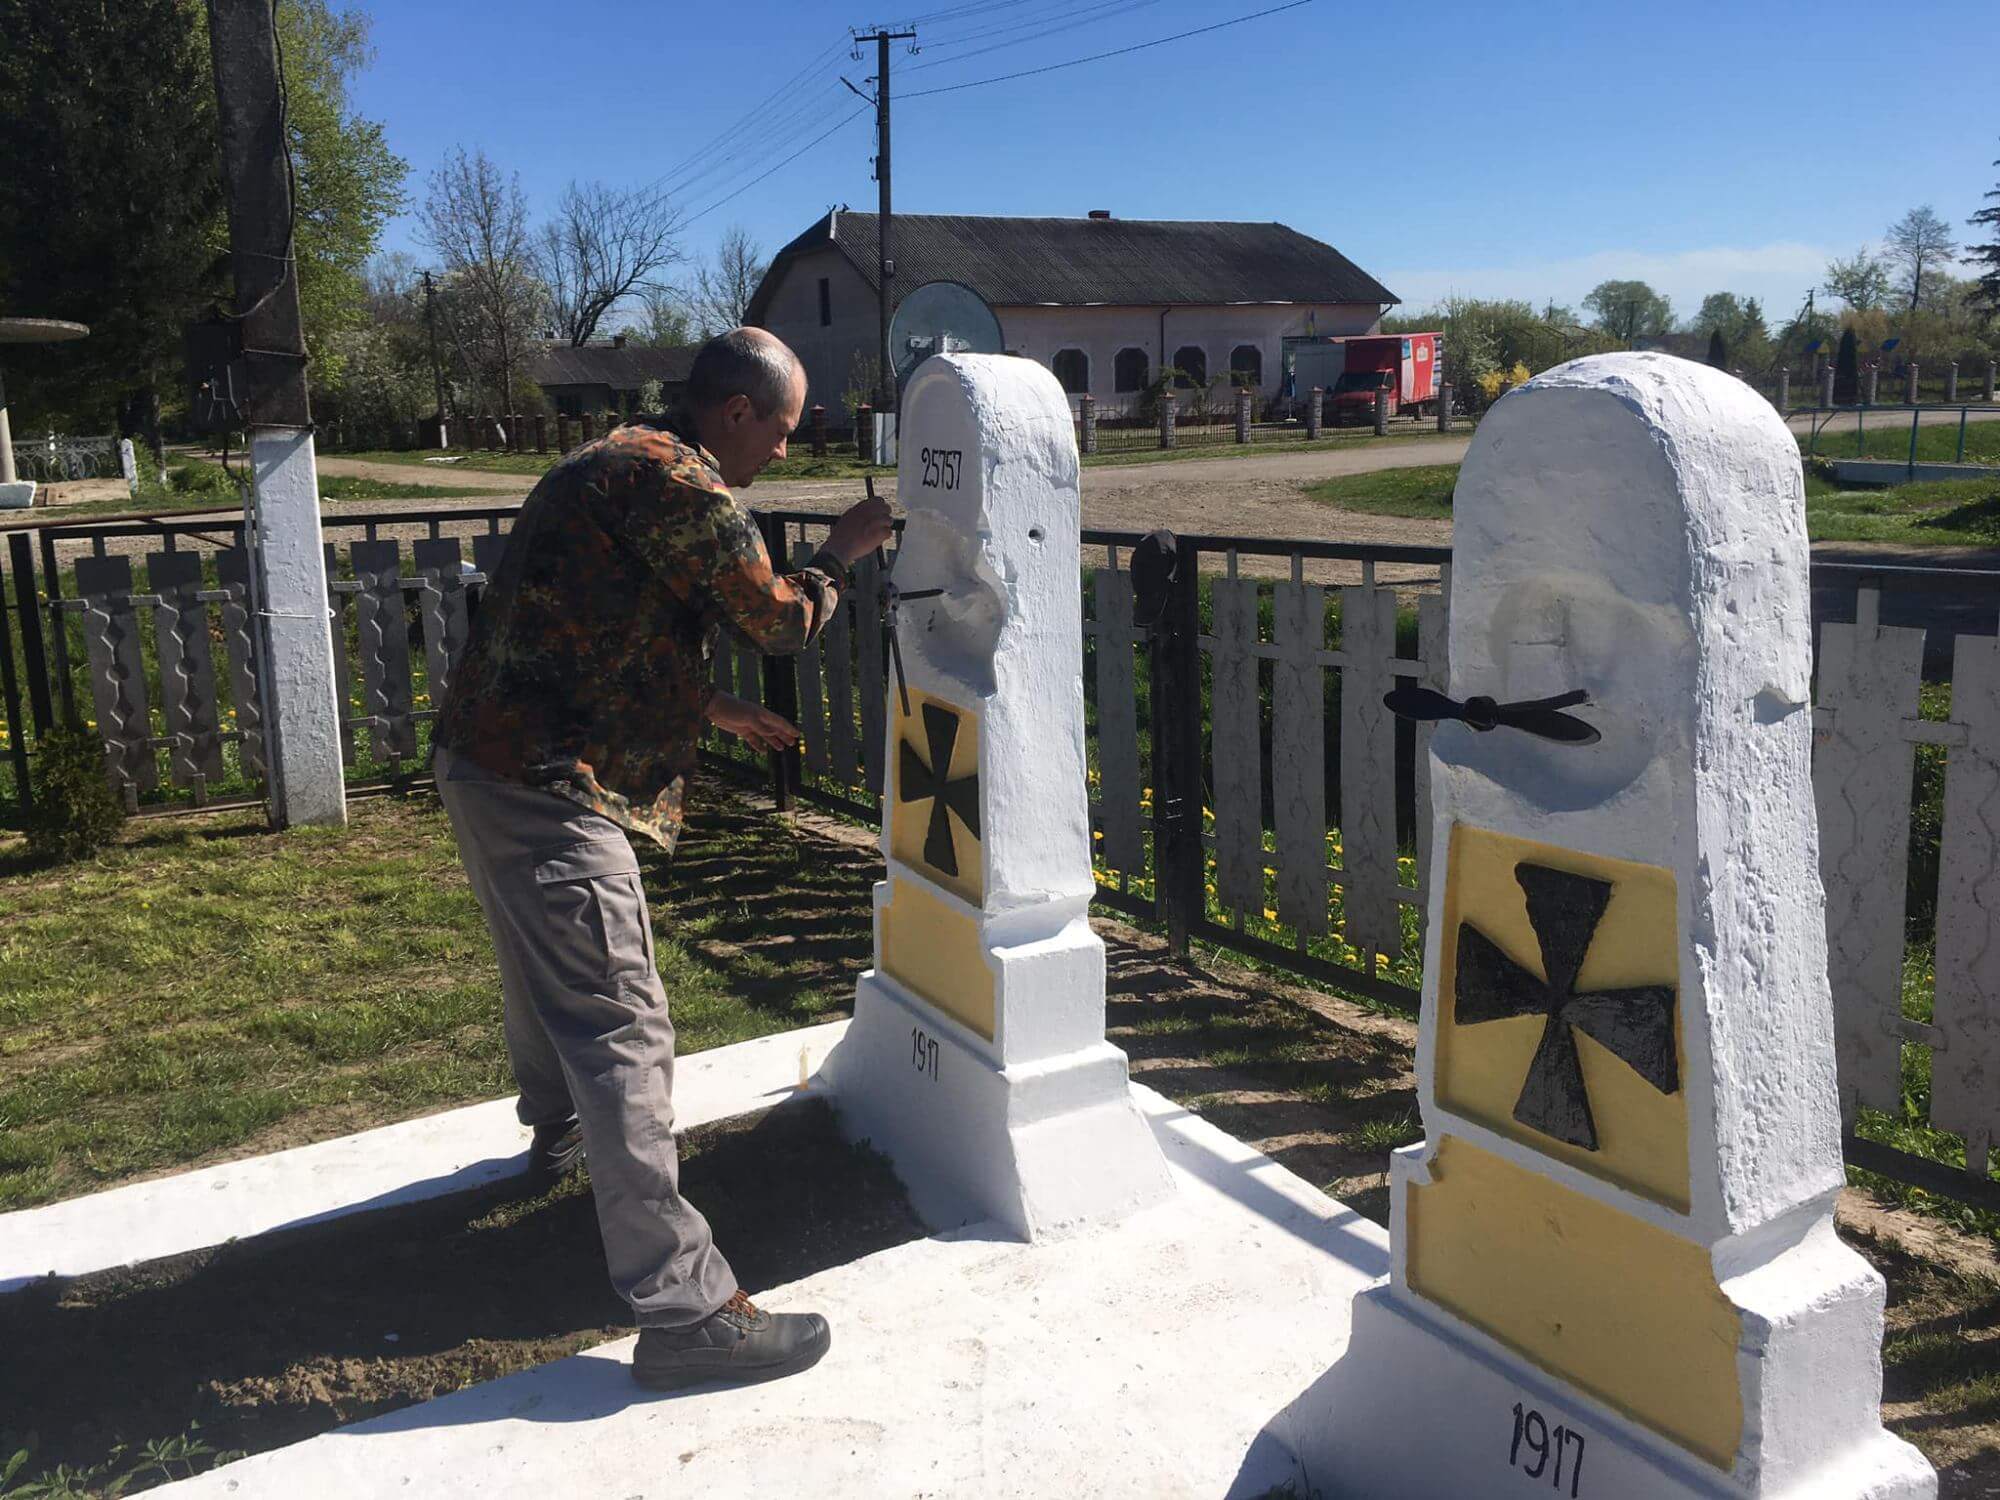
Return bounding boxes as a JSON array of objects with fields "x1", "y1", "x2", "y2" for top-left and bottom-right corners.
[
  {"x1": 822, "y1": 352, "x2": 1172, "y2": 1238},
  {"x1": 1307, "y1": 354, "x2": 1933, "y2": 1497}
]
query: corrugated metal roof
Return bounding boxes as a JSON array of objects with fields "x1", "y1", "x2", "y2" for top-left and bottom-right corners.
[
  {"x1": 746, "y1": 212, "x2": 1396, "y2": 323},
  {"x1": 528, "y1": 342, "x2": 699, "y2": 390}
]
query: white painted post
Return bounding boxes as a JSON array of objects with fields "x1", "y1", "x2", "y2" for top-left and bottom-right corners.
[
  {"x1": 1307, "y1": 385, "x2": 1324, "y2": 439},
  {"x1": 1987, "y1": 360, "x2": 1997, "y2": 404},
  {"x1": 1310, "y1": 353, "x2": 1934, "y2": 1499},
  {"x1": 1776, "y1": 366, "x2": 1790, "y2": 410},
  {"x1": 1820, "y1": 365, "x2": 1836, "y2": 409},
  {"x1": 248, "y1": 429, "x2": 346, "y2": 828},
  {"x1": 1235, "y1": 385, "x2": 1252, "y2": 444},
  {"x1": 1078, "y1": 393, "x2": 1097, "y2": 455},
  {"x1": 119, "y1": 438, "x2": 138, "y2": 497},
  {"x1": 823, "y1": 352, "x2": 1172, "y2": 1239},
  {"x1": 1946, "y1": 362, "x2": 1959, "y2": 404},
  {"x1": 1906, "y1": 361, "x2": 1920, "y2": 405},
  {"x1": 1158, "y1": 388, "x2": 1176, "y2": 449},
  {"x1": 1866, "y1": 363, "x2": 1880, "y2": 406}
]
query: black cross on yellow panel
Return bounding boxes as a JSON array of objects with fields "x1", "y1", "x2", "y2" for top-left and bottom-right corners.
[
  {"x1": 1456, "y1": 863, "x2": 1679, "y2": 1151},
  {"x1": 900, "y1": 702, "x2": 981, "y2": 877}
]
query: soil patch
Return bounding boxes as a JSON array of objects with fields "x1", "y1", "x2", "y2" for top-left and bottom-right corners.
[{"x1": 0, "y1": 1098, "x2": 921, "y2": 1491}]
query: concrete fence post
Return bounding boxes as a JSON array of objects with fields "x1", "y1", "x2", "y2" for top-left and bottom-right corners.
[
  {"x1": 810, "y1": 403, "x2": 828, "y2": 457},
  {"x1": 557, "y1": 413, "x2": 572, "y2": 452},
  {"x1": 579, "y1": 412, "x2": 595, "y2": 443},
  {"x1": 1372, "y1": 387, "x2": 1389, "y2": 435},
  {"x1": 1307, "y1": 385, "x2": 1323, "y2": 439},
  {"x1": 857, "y1": 403, "x2": 874, "y2": 461},
  {"x1": 1987, "y1": 360, "x2": 1997, "y2": 404},
  {"x1": 534, "y1": 414, "x2": 547, "y2": 452},
  {"x1": 1079, "y1": 394, "x2": 1097, "y2": 455},
  {"x1": 1776, "y1": 367, "x2": 1790, "y2": 411},
  {"x1": 1820, "y1": 367, "x2": 1835, "y2": 409},
  {"x1": 1865, "y1": 364, "x2": 1880, "y2": 406},
  {"x1": 1906, "y1": 363, "x2": 1920, "y2": 406},
  {"x1": 1235, "y1": 386, "x2": 1252, "y2": 444},
  {"x1": 1159, "y1": 390, "x2": 1177, "y2": 450},
  {"x1": 1946, "y1": 362, "x2": 1959, "y2": 404}
]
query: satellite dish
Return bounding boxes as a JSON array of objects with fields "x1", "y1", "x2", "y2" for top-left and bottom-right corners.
[{"x1": 888, "y1": 280, "x2": 1003, "y2": 392}]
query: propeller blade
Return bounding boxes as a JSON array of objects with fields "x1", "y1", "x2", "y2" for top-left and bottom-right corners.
[
  {"x1": 1504, "y1": 708, "x2": 1602, "y2": 745},
  {"x1": 889, "y1": 615, "x2": 912, "y2": 719}
]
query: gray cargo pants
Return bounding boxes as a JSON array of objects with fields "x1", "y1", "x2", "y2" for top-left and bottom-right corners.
[{"x1": 435, "y1": 746, "x2": 737, "y2": 1328}]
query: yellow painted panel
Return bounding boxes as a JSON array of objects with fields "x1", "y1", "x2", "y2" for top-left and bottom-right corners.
[
  {"x1": 1409, "y1": 1135, "x2": 1742, "y2": 1470},
  {"x1": 881, "y1": 877, "x2": 995, "y2": 1040},
  {"x1": 1435, "y1": 823, "x2": 1690, "y2": 1212},
  {"x1": 890, "y1": 688, "x2": 984, "y2": 907}
]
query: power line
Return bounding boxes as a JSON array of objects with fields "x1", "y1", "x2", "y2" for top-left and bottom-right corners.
[
  {"x1": 907, "y1": 0, "x2": 1166, "y2": 71},
  {"x1": 902, "y1": 0, "x2": 1313, "y2": 99},
  {"x1": 641, "y1": 34, "x2": 853, "y2": 197},
  {"x1": 683, "y1": 107, "x2": 872, "y2": 227}
]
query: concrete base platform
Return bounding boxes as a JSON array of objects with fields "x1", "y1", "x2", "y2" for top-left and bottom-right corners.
[
  {"x1": 0, "y1": 1022, "x2": 850, "y2": 1293},
  {"x1": 155, "y1": 1083, "x2": 1390, "y2": 1499}
]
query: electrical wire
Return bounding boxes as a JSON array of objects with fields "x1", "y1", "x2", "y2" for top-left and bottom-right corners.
[
  {"x1": 901, "y1": 0, "x2": 1313, "y2": 99},
  {"x1": 682, "y1": 107, "x2": 872, "y2": 228},
  {"x1": 640, "y1": 34, "x2": 854, "y2": 198},
  {"x1": 219, "y1": 0, "x2": 300, "y2": 326},
  {"x1": 907, "y1": 0, "x2": 1166, "y2": 70}
]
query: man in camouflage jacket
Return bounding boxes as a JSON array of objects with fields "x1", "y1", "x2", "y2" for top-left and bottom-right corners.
[{"x1": 434, "y1": 328, "x2": 892, "y2": 1390}]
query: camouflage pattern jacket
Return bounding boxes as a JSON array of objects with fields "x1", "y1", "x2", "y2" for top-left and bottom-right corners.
[{"x1": 435, "y1": 421, "x2": 841, "y2": 852}]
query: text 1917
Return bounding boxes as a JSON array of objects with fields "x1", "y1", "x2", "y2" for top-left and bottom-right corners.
[{"x1": 1509, "y1": 1403, "x2": 1584, "y2": 1498}]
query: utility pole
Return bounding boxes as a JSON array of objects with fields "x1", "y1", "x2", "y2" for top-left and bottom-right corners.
[
  {"x1": 851, "y1": 26, "x2": 915, "y2": 459},
  {"x1": 206, "y1": 0, "x2": 346, "y2": 829},
  {"x1": 421, "y1": 270, "x2": 448, "y2": 447}
]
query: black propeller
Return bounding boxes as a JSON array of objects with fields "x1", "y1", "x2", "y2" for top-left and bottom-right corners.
[
  {"x1": 1381, "y1": 684, "x2": 1602, "y2": 745},
  {"x1": 866, "y1": 478, "x2": 942, "y2": 719}
]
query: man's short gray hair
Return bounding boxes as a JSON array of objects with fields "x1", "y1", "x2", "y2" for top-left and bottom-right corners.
[{"x1": 683, "y1": 330, "x2": 800, "y2": 418}]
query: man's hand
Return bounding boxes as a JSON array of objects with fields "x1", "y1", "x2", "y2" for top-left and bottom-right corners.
[
  {"x1": 705, "y1": 692, "x2": 802, "y2": 754},
  {"x1": 822, "y1": 491, "x2": 895, "y2": 565}
]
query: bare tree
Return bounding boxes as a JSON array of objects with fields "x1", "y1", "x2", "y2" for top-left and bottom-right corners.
[
  {"x1": 688, "y1": 225, "x2": 769, "y2": 334},
  {"x1": 535, "y1": 181, "x2": 686, "y2": 346},
  {"x1": 419, "y1": 146, "x2": 544, "y2": 413},
  {"x1": 622, "y1": 285, "x2": 699, "y2": 348},
  {"x1": 1885, "y1": 206, "x2": 1958, "y2": 315}
]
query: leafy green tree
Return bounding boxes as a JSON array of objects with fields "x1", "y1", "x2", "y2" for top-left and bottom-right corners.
[
  {"x1": 1582, "y1": 280, "x2": 1673, "y2": 342},
  {"x1": 1832, "y1": 327, "x2": 1860, "y2": 405},
  {"x1": 1823, "y1": 249, "x2": 1891, "y2": 312},
  {"x1": 1969, "y1": 148, "x2": 2000, "y2": 322},
  {"x1": 0, "y1": 0, "x2": 225, "y2": 451}
]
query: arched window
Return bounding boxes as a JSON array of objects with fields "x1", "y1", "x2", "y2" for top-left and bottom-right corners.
[
  {"x1": 1230, "y1": 344, "x2": 1263, "y2": 388},
  {"x1": 1172, "y1": 345, "x2": 1207, "y2": 389},
  {"x1": 1052, "y1": 348, "x2": 1089, "y2": 395},
  {"x1": 1114, "y1": 347, "x2": 1149, "y2": 393}
]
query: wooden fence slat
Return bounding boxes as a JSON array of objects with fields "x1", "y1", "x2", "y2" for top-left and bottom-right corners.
[
  {"x1": 1208, "y1": 577, "x2": 1262, "y2": 912},
  {"x1": 1092, "y1": 566, "x2": 1145, "y2": 873},
  {"x1": 791, "y1": 540, "x2": 828, "y2": 774},
  {"x1": 350, "y1": 539, "x2": 416, "y2": 761},
  {"x1": 73, "y1": 555, "x2": 156, "y2": 796},
  {"x1": 735, "y1": 636, "x2": 763, "y2": 708},
  {"x1": 1930, "y1": 631, "x2": 2000, "y2": 1150},
  {"x1": 1339, "y1": 582, "x2": 1401, "y2": 966},
  {"x1": 214, "y1": 548, "x2": 267, "y2": 783},
  {"x1": 1813, "y1": 597, "x2": 1926, "y2": 1116},
  {"x1": 855, "y1": 550, "x2": 886, "y2": 798},
  {"x1": 1271, "y1": 580, "x2": 1328, "y2": 935},
  {"x1": 824, "y1": 566, "x2": 857, "y2": 789},
  {"x1": 411, "y1": 538, "x2": 468, "y2": 720},
  {"x1": 145, "y1": 551, "x2": 225, "y2": 786},
  {"x1": 1414, "y1": 580, "x2": 1451, "y2": 944},
  {"x1": 323, "y1": 542, "x2": 356, "y2": 765}
]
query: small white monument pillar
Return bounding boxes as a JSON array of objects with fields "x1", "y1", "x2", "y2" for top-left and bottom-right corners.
[
  {"x1": 1309, "y1": 354, "x2": 1932, "y2": 1497},
  {"x1": 823, "y1": 353, "x2": 1172, "y2": 1239}
]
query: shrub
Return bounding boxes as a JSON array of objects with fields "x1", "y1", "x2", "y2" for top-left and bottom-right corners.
[{"x1": 23, "y1": 727, "x2": 125, "y2": 862}]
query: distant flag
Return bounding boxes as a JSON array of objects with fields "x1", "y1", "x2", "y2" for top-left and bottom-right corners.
[{"x1": 1881, "y1": 337, "x2": 1901, "y2": 352}]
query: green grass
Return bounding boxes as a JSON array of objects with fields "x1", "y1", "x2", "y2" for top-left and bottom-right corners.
[
  {"x1": 1805, "y1": 472, "x2": 2000, "y2": 547},
  {"x1": 1802, "y1": 411, "x2": 2000, "y2": 465},
  {"x1": 1301, "y1": 463, "x2": 1458, "y2": 520},
  {"x1": 0, "y1": 789, "x2": 871, "y2": 1212},
  {"x1": 1303, "y1": 459, "x2": 2000, "y2": 548}
]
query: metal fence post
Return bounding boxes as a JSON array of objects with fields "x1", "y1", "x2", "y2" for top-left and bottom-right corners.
[
  {"x1": 37, "y1": 529, "x2": 75, "y2": 727},
  {"x1": 1079, "y1": 394, "x2": 1097, "y2": 455},
  {"x1": 757, "y1": 512, "x2": 800, "y2": 811},
  {"x1": 0, "y1": 547, "x2": 31, "y2": 812},
  {"x1": 1307, "y1": 385, "x2": 1323, "y2": 439},
  {"x1": 1235, "y1": 386, "x2": 1252, "y2": 444},
  {"x1": 1159, "y1": 390, "x2": 1176, "y2": 450},
  {"x1": 8, "y1": 531, "x2": 53, "y2": 735},
  {"x1": 1149, "y1": 538, "x2": 1205, "y2": 954}
]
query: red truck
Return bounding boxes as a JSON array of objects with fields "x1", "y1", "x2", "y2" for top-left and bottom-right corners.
[{"x1": 1284, "y1": 333, "x2": 1441, "y2": 422}]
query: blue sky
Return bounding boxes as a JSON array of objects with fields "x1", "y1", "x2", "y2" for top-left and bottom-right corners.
[{"x1": 352, "y1": 0, "x2": 1995, "y2": 326}]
